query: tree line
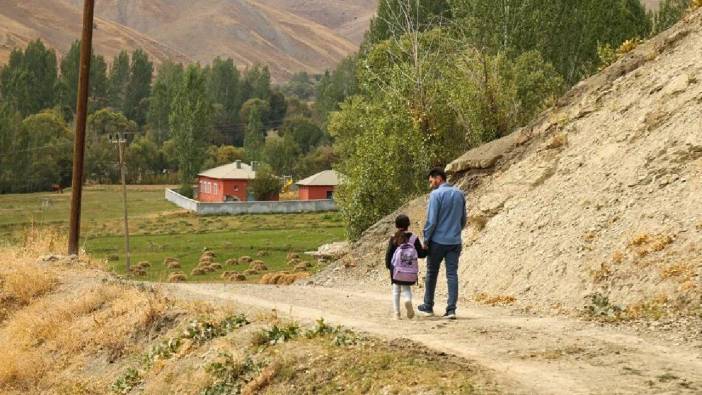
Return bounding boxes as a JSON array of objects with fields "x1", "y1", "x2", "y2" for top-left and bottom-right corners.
[
  {"x1": 0, "y1": 41, "x2": 333, "y2": 194},
  {"x1": 320, "y1": 0, "x2": 699, "y2": 239}
]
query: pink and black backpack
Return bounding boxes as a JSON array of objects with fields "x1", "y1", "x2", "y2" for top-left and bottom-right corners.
[{"x1": 391, "y1": 235, "x2": 419, "y2": 282}]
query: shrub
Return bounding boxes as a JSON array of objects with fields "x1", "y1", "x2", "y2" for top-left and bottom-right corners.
[
  {"x1": 249, "y1": 164, "x2": 283, "y2": 201},
  {"x1": 203, "y1": 354, "x2": 262, "y2": 395},
  {"x1": 183, "y1": 315, "x2": 249, "y2": 344},
  {"x1": 111, "y1": 368, "x2": 141, "y2": 394},
  {"x1": 179, "y1": 184, "x2": 194, "y2": 199},
  {"x1": 252, "y1": 323, "x2": 300, "y2": 346},
  {"x1": 583, "y1": 293, "x2": 622, "y2": 320}
]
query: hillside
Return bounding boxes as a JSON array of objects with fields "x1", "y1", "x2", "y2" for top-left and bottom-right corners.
[
  {"x1": 63, "y1": 0, "x2": 375, "y2": 79},
  {"x1": 0, "y1": 0, "x2": 375, "y2": 79},
  {"x1": 257, "y1": 0, "x2": 377, "y2": 44},
  {"x1": 317, "y1": 8, "x2": 702, "y2": 320},
  {"x1": 0, "y1": 0, "x2": 191, "y2": 66}
]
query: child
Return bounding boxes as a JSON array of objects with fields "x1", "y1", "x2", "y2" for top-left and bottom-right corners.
[{"x1": 385, "y1": 214, "x2": 427, "y2": 320}]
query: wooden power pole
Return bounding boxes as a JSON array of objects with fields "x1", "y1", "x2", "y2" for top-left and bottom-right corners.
[
  {"x1": 68, "y1": 0, "x2": 96, "y2": 255},
  {"x1": 110, "y1": 133, "x2": 131, "y2": 272}
]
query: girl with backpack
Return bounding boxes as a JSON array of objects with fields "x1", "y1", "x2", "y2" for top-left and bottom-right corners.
[{"x1": 385, "y1": 214, "x2": 427, "y2": 320}]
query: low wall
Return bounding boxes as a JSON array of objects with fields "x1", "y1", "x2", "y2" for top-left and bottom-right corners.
[
  {"x1": 165, "y1": 188, "x2": 199, "y2": 212},
  {"x1": 165, "y1": 189, "x2": 336, "y2": 215}
]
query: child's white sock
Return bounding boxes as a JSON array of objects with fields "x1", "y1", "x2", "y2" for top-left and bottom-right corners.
[
  {"x1": 402, "y1": 285, "x2": 414, "y2": 319},
  {"x1": 392, "y1": 284, "x2": 402, "y2": 317}
]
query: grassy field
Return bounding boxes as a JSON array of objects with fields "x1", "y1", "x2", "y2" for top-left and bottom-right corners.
[{"x1": 0, "y1": 186, "x2": 345, "y2": 282}]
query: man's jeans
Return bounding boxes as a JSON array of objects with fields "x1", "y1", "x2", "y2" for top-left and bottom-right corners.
[{"x1": 423, "y1": 242, "x2": 461, "y2": 313}]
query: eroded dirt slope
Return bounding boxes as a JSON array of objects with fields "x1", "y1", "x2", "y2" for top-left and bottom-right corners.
[{"x1": 317, "y1": 9, "x2": 702, "y2": 320}]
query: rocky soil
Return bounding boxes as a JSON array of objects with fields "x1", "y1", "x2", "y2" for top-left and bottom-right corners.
[{"x1": 315, "y1": 9, "x2": 702, "y2": 324}]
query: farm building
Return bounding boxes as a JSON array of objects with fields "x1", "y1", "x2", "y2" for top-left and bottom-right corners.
[
  {"x1": 296, "y1": 170, "x2": 340, "y2": 200},
  {"x1": 197, "y1": 160, "x2": 278, "y2": 202}
]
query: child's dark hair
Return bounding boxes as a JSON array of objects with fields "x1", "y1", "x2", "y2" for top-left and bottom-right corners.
[{"x1": 393, "y1": 214, "x2": 411, "y2": 246}]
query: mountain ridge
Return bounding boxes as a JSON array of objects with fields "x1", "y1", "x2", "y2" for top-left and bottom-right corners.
[{"x1": 0, "y1": 0, "x2": 377, "y2": 79}]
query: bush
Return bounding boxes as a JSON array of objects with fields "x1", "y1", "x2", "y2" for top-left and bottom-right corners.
[
  {"x1": 252, "y1": 323, "x2": 300, "y2": 346},
  {"x1": 249, "y1": 164, "x2": 283, "y2": 201},
  {"x1": 179, "y1": 183, "x2": 194, "y2": 198}
]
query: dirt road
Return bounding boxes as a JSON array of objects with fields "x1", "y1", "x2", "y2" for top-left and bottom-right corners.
[{"x1": 161, "y1": 282, "x2": 702, "y2": 394}]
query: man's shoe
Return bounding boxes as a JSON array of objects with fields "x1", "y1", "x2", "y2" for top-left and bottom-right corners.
[
  {"x1": 417, "y1": 304, "x2": 434, "y2": 317},
  {"x1": 442, "y1": 310, "x2": 457, "y2": 320},
  {"x1": 405, "y1": 300, "x2": 415, "y2": 319}
]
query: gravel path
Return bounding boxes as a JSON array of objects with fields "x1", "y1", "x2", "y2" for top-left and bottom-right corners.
[{"x1": 161, "y1": 282, "x2": 702, "y2": 395}]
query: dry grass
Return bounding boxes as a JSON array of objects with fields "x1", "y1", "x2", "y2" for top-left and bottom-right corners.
[
  {"x1": 611, "y1": 250, "x2": 625, "y2": 264},
  {"x1": 0, "y1": 262, "x2": 58, "y2": 306},
  {"x1": 168, "y1": 272, "x2": 188, "y2": 283},
  {"x1": 251, "y1": 261, "x2": 268, "y2": 271},
  {"x1": 242, "y1": 362, "x2": 281, "y2": 395},
  {"x1": 5, "y1": 225, "x2": 65, "y2": 259},
  {"x1": 628, "y1": 233, "x2": 673, "y2": 258},
  {"x1": 591, "y1": 262, "x2": 612, "y2": 283},
  {"x1": 0, "y1": 280, "x2": 170, "y2": 390},
  {"x1": 624, "y1": 294, "x2": 669, "y2": 320},
  {"x1": 659, "y1": 262, "x2": 694, "y2": 282},
  {"x1": 617, "y1": 39, "x2": 639, "y2": 55},
  {"x1": 546, "y1": 132, "x2": 568, "y2": 149},
  {"x1": 468, "y1": 214, "x2": 489, "y2": 232},
  {"x1": 582, "y1": 230, "x2": 597, "y2": 243},
  {"x1": 474, "y1": 293, "x2": 517, "y2": 306},
  {"x1": 259, "y1": 272, "x2": 310, "y2": 285}
]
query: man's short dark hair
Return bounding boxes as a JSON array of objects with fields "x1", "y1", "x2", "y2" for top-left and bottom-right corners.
[
  {"x1": 395, "y1": 214, "x2": 410, "y2": 230},
  {"x1": 428, "y1": 167, "x2": 447, "y2": 181}
]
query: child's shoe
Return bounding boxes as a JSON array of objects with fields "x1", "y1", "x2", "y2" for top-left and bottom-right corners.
[
  {"x1": 405, "y1": 301, "x2": 415, "y2": 319},
  {"x1": 392, "y1": 312, "x2": 401, "y2": 320}
]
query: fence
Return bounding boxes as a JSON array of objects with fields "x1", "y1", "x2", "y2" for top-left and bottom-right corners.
[{"x1": 165, "y1": 189, "x2": 336, "y2": 215}]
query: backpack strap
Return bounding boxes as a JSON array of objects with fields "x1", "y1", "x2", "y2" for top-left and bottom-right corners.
[{"x1": 408, "y1": 234, "x2": 418, "y2": 246}]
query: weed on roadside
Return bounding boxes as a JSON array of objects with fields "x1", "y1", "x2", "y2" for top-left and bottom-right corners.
[
  {"x1": 111, "y1": 368, "x2": 141, "y2": 394},
  {"x1": 203, "y1": 354, "x2": 263, "y2": 395},
  {"x1": 583, "y1": 293, "x2": 622, "y2": 321},
  {"x1": 184, "y1": 314, "x2": 249, "y2": 343}
]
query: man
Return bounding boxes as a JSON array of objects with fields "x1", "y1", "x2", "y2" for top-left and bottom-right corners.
[{"x1": 418, "y1": 167, "x2": 467, "y2": 320}]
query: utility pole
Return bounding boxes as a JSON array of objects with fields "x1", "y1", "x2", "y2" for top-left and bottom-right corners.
[
  {"x1": 68, "y1": 0, "x2": 95, "y2": 255},
  {"x1": 110, "y1": 132, "x2": 131, "y2": 273}
]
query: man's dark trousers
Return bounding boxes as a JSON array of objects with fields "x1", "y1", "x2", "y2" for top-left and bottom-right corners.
[{"x1": 423, "y1": 241, "x2": 461, "y2": 313}]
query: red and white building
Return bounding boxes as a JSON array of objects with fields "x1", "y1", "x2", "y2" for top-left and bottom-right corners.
[
  {"x1": 197, "y1": 160, "x2": 278, "y2": 202},
  {"x1": 296, "y1": 170, "x2": 340, "y2": 200}
]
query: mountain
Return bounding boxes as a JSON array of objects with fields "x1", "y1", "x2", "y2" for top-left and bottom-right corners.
[
  {"x1": 0, "y1": 0, "x2": 191, "y2": 66},
  {"x1": 0, "y1": 0, "x2": 376, "y2": 80},
  {"x1": 73, "y1": 0, "x2": 376, "y2": 79},
  {"x1": 318, "y1": 8, "x2": 702, "y2": 319},
  {"x1": 257, "y1": 0, "x2": 377, "y2": 44}
]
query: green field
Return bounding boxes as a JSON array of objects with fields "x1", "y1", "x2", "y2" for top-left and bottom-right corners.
[{"x1": 0, "y1": 186, "x2": 345, "y2": 282}]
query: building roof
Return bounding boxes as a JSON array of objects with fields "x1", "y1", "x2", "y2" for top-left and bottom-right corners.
[
  {"x1": 198, "y1": 161, "x2": 256, "y2": 180},
  {"x1": 296, "y1": 170, "x2": 341, "y2": 187}
]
